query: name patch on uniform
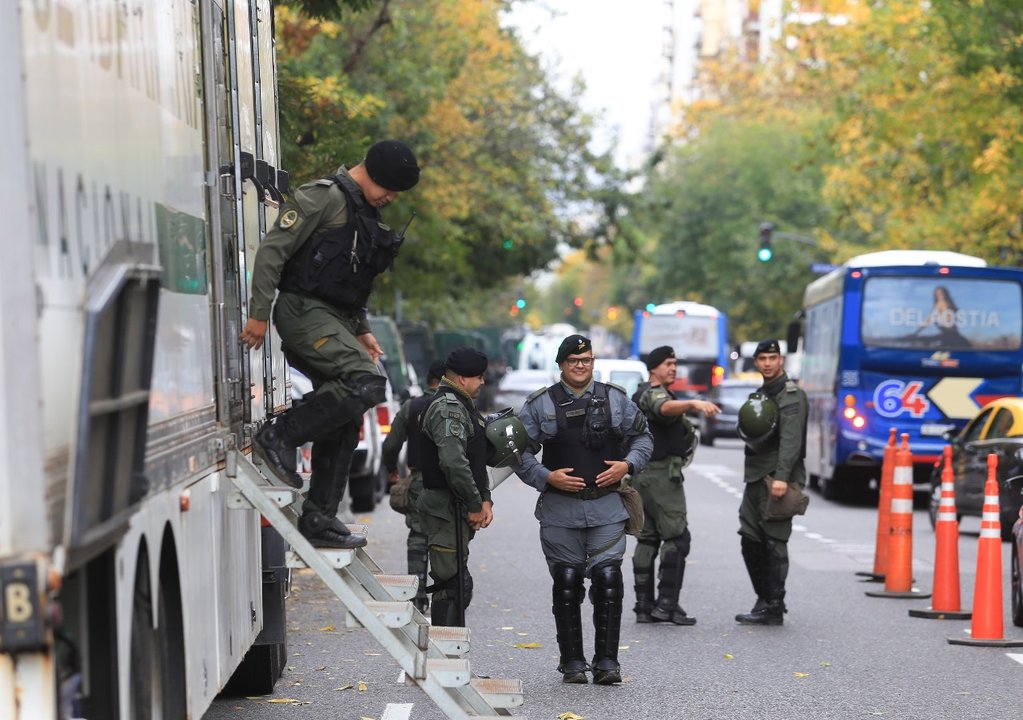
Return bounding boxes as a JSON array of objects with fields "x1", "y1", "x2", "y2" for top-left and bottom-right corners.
[
  {"x1": 279, "y1": 209, "x2": 300, "y2": 229},
  {"x1": 565, "y1": 409, "x2": 587, "y2": 418}
]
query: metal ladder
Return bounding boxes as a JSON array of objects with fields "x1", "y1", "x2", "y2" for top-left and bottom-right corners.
[{"x1": 227, "y1": 450, "x2": 524, "y2": 719}]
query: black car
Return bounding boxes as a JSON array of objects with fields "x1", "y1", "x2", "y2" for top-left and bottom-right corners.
[
  {"x1": 928, "y1": 398, "x2": 1023, "y2": 542},
  {"x1": 696, "y1": 380, "x2": 760, "y2": 446}
]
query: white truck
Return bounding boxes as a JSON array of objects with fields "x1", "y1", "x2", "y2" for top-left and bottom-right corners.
[{"x1": 2, "y1": 1, "x2": 294, "y2": 717}]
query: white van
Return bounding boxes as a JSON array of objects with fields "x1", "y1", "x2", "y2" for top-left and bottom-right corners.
[{"x1": 593, "y1": 359, "x2": 649, "y2": 398}]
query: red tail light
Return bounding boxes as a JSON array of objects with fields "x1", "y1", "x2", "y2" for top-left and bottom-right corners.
[
  {"x1": 711, "y1": 365, "x2": 725, "y2": 387},
  {"x1": 376, "y1": 405, "x2": 391, "y2": 434}
]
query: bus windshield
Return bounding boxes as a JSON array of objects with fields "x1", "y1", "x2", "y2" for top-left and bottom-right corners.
[{"x1": 861, "y1": 276, "x2": 1022, "y2": 351}]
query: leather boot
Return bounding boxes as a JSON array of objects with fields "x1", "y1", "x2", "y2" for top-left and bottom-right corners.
[
  {"x1": 255, "y1": 391, "x2": 364, "y2": 488},
  {"x1": 590, "y1": 562, "x2": 624, "y2": 686},
  {"x1": 298, "y1": 426, "x2": 365, "y2": 548},
  {"x1": 553, "y1": 565, "x2": 587, "y2": 684},
  {"x1": 735, "y1": 537, "x2": 769, "y2": 623},
  {"x1": 651, "y1": 532, "x2": 696, "y2": 625},
  {"x1": 736, "y1": 540, "x2": 787, "y2": 625}
]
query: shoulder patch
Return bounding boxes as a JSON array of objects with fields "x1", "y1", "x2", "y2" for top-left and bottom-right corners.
[
  {"x1": 785, "y1": 380, "x2": 799, "y2": 393},
  {"x1": 526, "y1": 386, "x2": 549, "y2": 403},
  {"x1": 278, "y1": 208, "x2": 301, "y2": 230},
  {"x1": 314, "y1": 178, "x2": 335, "y2": 186}
]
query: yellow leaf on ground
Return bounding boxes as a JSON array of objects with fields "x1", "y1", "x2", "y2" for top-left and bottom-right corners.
[
  {"x1": 266, "y1": 698, "x2": 311, "y2": 705},
  {"x1": 558, "y1": 713, "x2": 585, "y2": 720},
  {"x1": 357, "y1": 681, "x2": 368, "y2": 691},
  {"x1": 794, "y1": 672, "x2": 810, "y2": 678},
  {"x1": 724, "y1": 654, "x2": 734, "y2": 660},
  {"x1": 319, "y1": 625, "x2": 335, "y2": 632},
  {"x1": 336, "y1": 685, "x2": 353, "y2": 691},
  {"x1": 501, "y1": 626, "x2": 514, "y2": 630},
  {"x1": 819, "y1": 661, "x2": 831, "y2": 667},
  {"x1": 513, "y1": 642, "x2": 542, "y2": 649}
]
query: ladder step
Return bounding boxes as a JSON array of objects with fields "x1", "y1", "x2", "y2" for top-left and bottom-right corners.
[
  {"x1": 425, "y1": 658, "x2": 471, "y2": 688},
  {"x1": 345, "y1": 600, "x2": 413, "y2": 629},
  {"x1": 427, "y1": 625, "x2": 470, "y2": 656},
  {"x1": 226, "y1": 487, "x2": 300, "y2": 510},
  {"x1": 470, "y1": 678, "x2": 524, "y2": 709},
  {"x1": 286, "y1": 548, "x2": 354, "y2": 570},
  {"x1": 376, "y1": 574, "x2": 418, "y2": 601}
]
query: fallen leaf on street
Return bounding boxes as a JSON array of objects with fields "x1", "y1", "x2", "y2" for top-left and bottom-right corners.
[
  {"x1": 319, "y1": 625, "x2": 335, "y2": 632},
  {"x1": 514, "y1": 642, "x2": 542, "y2": 649},
  {"x1": 558, "y1": 713, "x2": 585, "y2": 720},
  {"x1": 358, "y1": 681, "x2": 368, "y2": 691},
  {"x1": 501, "y1": 626, "x2": 514, "y2": 630},
  {"x1": 336, "y1": 685, "x2": 353, "y2": 691},
  {"x1": 819, "y1": 661, "x2": 831, "y2": 668},
  {"x1": 266, "y1": 698, "x2": 311, "y2": 705},
  {"x1": 365, "y1": 651, "x2": 381, "y2": 656},
  {"x1": 793, "y1": 672, "x2": 810, "y2": 678},
  {"x1": 314, "y1": 666, "x2": 327, "y2": 672},
  {"x1": 724, "y1": 654, "x2": 734, "y2": 660}
]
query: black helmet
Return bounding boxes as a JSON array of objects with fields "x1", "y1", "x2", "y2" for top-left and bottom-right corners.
[
  {"x1": 737, "y1": 392, "x2": 778, "y2": 452},
  {"x1": 485, "y1": 409, "x2": 528, "y2": 468}
]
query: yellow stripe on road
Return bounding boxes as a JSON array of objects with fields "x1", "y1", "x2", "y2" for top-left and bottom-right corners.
[{"x1": 927, "y1": 377, "x2": 983, "y2": 419}]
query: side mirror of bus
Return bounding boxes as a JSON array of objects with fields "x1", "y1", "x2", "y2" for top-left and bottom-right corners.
[{"x1": 786, "y1": 317, "x2": 802, "y2": 354}]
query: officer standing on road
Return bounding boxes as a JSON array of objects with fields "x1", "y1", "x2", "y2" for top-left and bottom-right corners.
[
  {"x1": 239, "y1": 140, "x2": 420, "y2": 550},
  {"x1": 515, "y1": 335, "x2": 653, "y2": 686},
  {"x1": 735, "y1": 339, "x2": 808, "y2": 626},
  {"x1": 382, "y1": 359, "x2": 446, "y2": 613},
  {"x1": 418, "y1": 347, "x2": 493, "y2": 627},
  {"x1": 631, "y1": 346, "x2": 721, "y2": 625}
]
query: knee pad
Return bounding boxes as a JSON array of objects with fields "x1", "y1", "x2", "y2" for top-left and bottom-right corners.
[
  {"x1": 552, "y1": 564, "x2": 586, "y2": 604},
  {"x1": 590, "y1": 561, "x2": 624, "y2": 602},
  {"x1": 352, "y1": 374, "x2": 387, "y2": 407},
  {"x1": 668, "y1": 528, "x2": 691, "y2": 560},
  {"x1": 633, "y1": 539, "x2": 658, "y2": 571}
]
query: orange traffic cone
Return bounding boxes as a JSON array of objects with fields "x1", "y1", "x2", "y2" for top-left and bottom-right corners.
[
  {"x1": 866, "y1": 434, "x2": 930, "y2": 599},
  {"x1": 857, "y1": 428, "x2": 897, "y2": 582},
  {"x1": 949, "y1": 454, "x2": 1023, "y2": 646},
  {"x1": 909, "y1": 444, "x2": 970, "y2": 620}
]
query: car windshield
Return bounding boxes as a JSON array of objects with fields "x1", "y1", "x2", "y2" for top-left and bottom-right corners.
[{"x1": 608, "y1": 370, "x2": 644, "y2": 397}]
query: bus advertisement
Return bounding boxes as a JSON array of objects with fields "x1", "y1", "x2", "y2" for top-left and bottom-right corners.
[
  {"x1": 631, "y1": 302, "x2": 729, "y2": 393},
  {"x1": 795, "y1": 250, "x2": 1023, "y2": 500}
]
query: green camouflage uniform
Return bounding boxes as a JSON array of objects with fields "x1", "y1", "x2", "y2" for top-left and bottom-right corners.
[{"x1": 418, "y1": 380, "x2": 492, "y2": 609}]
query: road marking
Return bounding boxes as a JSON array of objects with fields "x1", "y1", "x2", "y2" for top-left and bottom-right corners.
[
  {"x1": 690, "y1": 463, "x2": 738, "y2": 476},
  {"x1": 382, "y1": 703, "x2": 414, "y2": 720},
  {"x1": 1006, "y1": 653, "x2": 1023, "y2": 666}
]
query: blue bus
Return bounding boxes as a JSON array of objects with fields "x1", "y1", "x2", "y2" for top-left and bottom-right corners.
[
  {"x1": 631, "y1": 301, "x2": 730, "y2": 393},
  {"x1": 794, "y1": 250, "x2": 1023, "y2": 500}
]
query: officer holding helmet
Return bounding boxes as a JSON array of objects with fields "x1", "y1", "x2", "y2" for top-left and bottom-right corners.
[
  {"x1": 418, "y1": 347, "x2": 526, "y2": 628},
  {"x1": 631, "y1": 346, "x2": 721, "y2": 626},
  {"x1": 735, "y1": 339, "x2": 808, "y2": 626},
  {"x1": 240, "y1": 140, "x2": 420, "y2": 550},
  {"x1": 515, "y1": 334, "x2": 653, "y2": 686}
]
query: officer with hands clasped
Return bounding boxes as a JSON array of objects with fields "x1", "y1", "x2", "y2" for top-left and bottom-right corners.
[
  {"x1": 240, "y1": 140, "x2": 419, "y2": 550},
  {"x1": 382, "y1": 359, "x2": 447, "y2": 613},
  {"x1": 631, "y1": 346, "x2": 721, "y2": 626},
  {"x1": 515, "y1": 334, "x2": 653, "y2": 686},
  {"x1": 735, "y1": 339, "x2": 809, "y2": 626},
  {"x1": 418, "y1": 347, "x2": 494, "y2": 628}
]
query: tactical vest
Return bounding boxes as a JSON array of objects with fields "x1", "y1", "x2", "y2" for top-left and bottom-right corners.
[
  {"x1": 278, "y1": 172, "x2": 402, "y2": 311},
  {"x1": 420, "y1": 386, "x2": 489, "y2": 495},
  {"x1": 405, "y1": 391, "x2": 434, "y2": 471},
  {"x1": 633, "y1": 385, "x2": 693, "y2": 462},
  {"x1": 541, "y1": 382, "x2": 624, "y2": 488}
]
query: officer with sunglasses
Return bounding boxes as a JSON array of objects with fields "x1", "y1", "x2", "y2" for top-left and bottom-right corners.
[{"x1": 515, "y1": 334, "x2": 652, "y2": 686}]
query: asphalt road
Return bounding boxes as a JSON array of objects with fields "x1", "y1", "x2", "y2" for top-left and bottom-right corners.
[{"x1": 204, "y1": 440, "x2": 1023, "y2": 720}]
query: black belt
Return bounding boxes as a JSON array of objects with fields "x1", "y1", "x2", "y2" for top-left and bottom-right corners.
[{"x1": 546, "y1": 484, "x2": 620, "y2": 501}]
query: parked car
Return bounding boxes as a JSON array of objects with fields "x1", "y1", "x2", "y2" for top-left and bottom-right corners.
[
  {"x1": 928, "y1": 397, "x2": 1023, "y2": 541},
  {"x1": 695, "y1": 379, "x2": 760, "y2": 446},
  {"x1": 493, "y1": 369, "x2": 552, "y2": 412},
  {"x1": 593, "y1": 358, "x2": 649, "y2": 398}
]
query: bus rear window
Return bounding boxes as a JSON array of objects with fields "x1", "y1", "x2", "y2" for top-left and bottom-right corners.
[{"x1": 861, "y1": 277, "x2": 1022, "y2": 351}]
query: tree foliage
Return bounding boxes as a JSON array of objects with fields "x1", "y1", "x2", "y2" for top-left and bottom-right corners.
[{"x1": 274, "y1": 0, "x2": 617, "y2": 327}]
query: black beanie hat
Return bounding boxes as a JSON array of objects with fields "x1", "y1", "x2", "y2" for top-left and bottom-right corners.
[
  {"x1": 645, "y1": 345, "x2": 675, "y2": 370},
  {"x1": 364, "y1": 140, "x2": 420, "y2": 192},
  {"x1": 426, "y1": 360, "x2": 446, "y2": 384},
  {"x1": 754, "y1": 339, "x2": 782, "y2": 357},
  {"x1": 445, "y1": 347, "x2": 488, "y2": 377},
  {"x1": 555, "y1": 334, "x2": 592, "y2": 364}
]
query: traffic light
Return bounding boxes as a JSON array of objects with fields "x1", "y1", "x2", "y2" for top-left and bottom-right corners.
[
  {"x1": 758, "y1": 222, "x2": 774, "y2": 262},
  {"x1": 516, "y1": 298, "x2": 526, "y2": 309},
  {"x1": 573, "y1": 296, "x2": 583, "y2": 307},
  {"x1": 607, "y1": 306, "x2": 619, "y2": 321}
]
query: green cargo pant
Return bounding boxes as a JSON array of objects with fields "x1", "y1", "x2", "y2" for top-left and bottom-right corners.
[
  {"x1": 419, "y1": 488, "x2": 475, "y2": 606},
  {"x1": 631, "y1": 457, "x2": 688, "y2": 582}
]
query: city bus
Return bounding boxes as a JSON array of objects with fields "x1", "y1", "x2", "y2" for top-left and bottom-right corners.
[
  {"x1": 794, "y1": 250, "x2": 1023, "y2": 500},
  {"x1": 631, "y1": 301, "x2": 730, "y2": 393}
]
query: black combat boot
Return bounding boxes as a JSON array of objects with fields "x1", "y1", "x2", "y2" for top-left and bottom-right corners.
[
  {"x1": 298, "y1": 426, "x2": 366, "y2": 549},
  {"x1": 736, "y1": 539, "x2": 787, "y2": 625},
  {"x1": 590, "y1": 562, "x2": 624, "y2": 686},
  {"x1": 735, "y1": 537, "x2": 770, "y2": 623},
  {"x1": 651, "y1": 532, "x2": 696, "y2": 626},
  {"x1": 255, "y1": 391, "x2": 363, "y2": 488},
  {"x1": 553, "y1": 565, "x2": 588, "y2": 684},
  {"x1": 633, "y1": 571, "x2": 656, "y2": 624}
]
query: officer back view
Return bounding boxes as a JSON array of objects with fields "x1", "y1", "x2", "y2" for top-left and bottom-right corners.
[
  {"x1": 239, "y1": 140, "x2": 420, "y2": 549},
  {"x1": 735, "y1": 339, "x2": 808, "y2": 625},
  {"x1": 631, "y1": 346, "x2": 720, "y2": 625},
  {"x1": 515, "y1": 335, "x2": 653, "y2": 685}
]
